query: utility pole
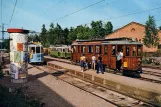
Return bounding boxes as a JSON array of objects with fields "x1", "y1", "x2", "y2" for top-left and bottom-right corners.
[{"x1": 0, "y1": 23, "x2": 6, "y2": 65}]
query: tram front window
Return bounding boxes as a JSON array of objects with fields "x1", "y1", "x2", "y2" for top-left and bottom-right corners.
[
  {"x1": 31, "y1": 47, "x2": 35, "y2": 53},
  {"x1": 36, "y1": 47, "x2": 40, "y2": 53}
]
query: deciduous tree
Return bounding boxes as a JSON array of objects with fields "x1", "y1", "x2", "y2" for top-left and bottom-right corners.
[{"x1": 143, "y1": 16, "x2": 160, "y2": 48}]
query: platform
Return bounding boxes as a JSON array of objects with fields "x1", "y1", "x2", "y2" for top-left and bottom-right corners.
[
  {"x1": 48, "y1": 61, "x2": 161, "y2": 106},
  {"x1": 44, "y1": 56, "x2": 71, "y2": 64}
]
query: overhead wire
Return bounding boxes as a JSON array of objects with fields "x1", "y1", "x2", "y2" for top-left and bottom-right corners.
[
  {"x1": 8, "y1": 0, "x2": 17, "y2": 28},
  {"x1": 44, "y1": 0, "x2": 64, "y2": 15},
  {"x1": 78, "y1": 5, "x2": 161, "y2": 27},
  {"x1": 52, "y1": 0, "x2": 106, "y2": 23}
]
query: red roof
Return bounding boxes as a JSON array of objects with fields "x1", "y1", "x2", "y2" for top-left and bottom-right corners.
[{"x1": 7, "y1": 28, "x2": 29, "y2": 33}]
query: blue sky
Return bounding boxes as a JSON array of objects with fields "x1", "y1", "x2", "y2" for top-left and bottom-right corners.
[{"x1": 1, "y1": 0, "x2": 161, "y2": 39}]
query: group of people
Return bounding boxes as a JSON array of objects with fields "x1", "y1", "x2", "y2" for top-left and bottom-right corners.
[
  {"x1": 80, "y1": 50, "x2": 123, "y2": 74},
  {"x1": 80, "y1": 54, "x2": 104, "y2": 74}
]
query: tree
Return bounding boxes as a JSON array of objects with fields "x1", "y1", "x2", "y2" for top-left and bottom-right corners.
[
  {"x1": 75, "y1": 25, "x2": 91, "y2": 40},
  {"x1": 40, "y1": 24, "x2": 50, "y2": 47},
  {"x1": 159, "y1": 26, "x2": 161, "y2": 30},
  {"x1": 143, "y1": 16, "x2": 160, "y2": 48},
  {"x1": 48, "y1": 23, "x2": 55, "y2": 45},
  {"x1": 2, "y1": 39, "x2": 9, "y2": 51},
  {"x1": 105, "y1": 21, "x2": 113, "y2": 35},
  {"x1": 67, "y1": 27, "x2": 77, "y2": 44},
  {"x1": 54, "y1": 23, "x2": 63, "y2": 45},
  {"x1": 90, "y1": 20, "x2": 105, "y2": 39},
  {"x1": 63, "y1": 28, "x2": 69, "y2": 45}
]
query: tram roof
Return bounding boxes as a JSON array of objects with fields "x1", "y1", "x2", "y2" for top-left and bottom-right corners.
[
  {"x1": 102, "y1": 40, "x2": 142, "y2": 45},
  {"x1": 72, "y1": 37, "x2": 142, "y2": 45},
  {"x1": 75, "y1": 37, "x2": 128, "y2": 42}
]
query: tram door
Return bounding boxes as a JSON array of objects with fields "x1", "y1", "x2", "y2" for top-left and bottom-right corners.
[{"x1": 110, "y1": 45, "x2": 123, "y2": 69}]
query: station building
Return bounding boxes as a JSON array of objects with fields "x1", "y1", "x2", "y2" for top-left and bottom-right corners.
[{"x1": 105, "y1": 22, "x2": 161, "y2": 52}]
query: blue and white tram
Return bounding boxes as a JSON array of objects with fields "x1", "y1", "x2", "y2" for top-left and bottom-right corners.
[{"x1": 28, "y1": 43, "x2": 44, "y2": 64}]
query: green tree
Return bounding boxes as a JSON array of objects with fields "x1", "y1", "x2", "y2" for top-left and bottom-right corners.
[
  {"x1": 90, "y1": 20, "x2": 105, "y2": 39},
  {"x1": 75, "y1": 25, "x2": 91, "y2": 40},
  {"x1": 2, "y1": 39, "x2": 9, "y2": 51},
  {"x1": 40, "y1": 24, "x2": 50, "y2": 47},
  {"x1": 54, "y1": 23, "x2": 63, "y2": 45},
  {"x1": 63, "y1": 28, "x2": 69, "y2": 45},
  {"x1": 48, "y1": 23, "x2": 55, "y2": 45},
  {"x1": 143, "y1": 16, "x2": 160, "y2": 48},
  {"x1": 67, "y1": 27, "x2": 77, "y2": 44},
  {"x1": 105, "y1": 21, "x2": 113, "y2": 35},
  {"x1": 159, "y1": 26, "x2": 161, "y2": 30}
]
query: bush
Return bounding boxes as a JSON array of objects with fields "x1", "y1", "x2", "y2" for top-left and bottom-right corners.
[
  {"x1": 142, "y1": 58, "x2": 153, "y2": 64},
  {"x1": 152, "y1": 49, "x2": 161, "y2": 57}
]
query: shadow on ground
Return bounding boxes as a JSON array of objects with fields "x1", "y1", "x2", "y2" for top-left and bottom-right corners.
[{"x1": 0, "y1": 72, "x2": 74, "y2": 107}]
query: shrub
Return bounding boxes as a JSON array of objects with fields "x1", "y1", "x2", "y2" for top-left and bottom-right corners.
[{"x1": 152, "y1": 49, "x2": 161, "y2": 57}]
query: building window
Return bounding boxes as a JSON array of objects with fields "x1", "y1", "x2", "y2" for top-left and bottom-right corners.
[
  {"x1": 95, "y1": 46, "x2": 101, "y2": 54},
  {"x1": 112, "y1": 45, "x2": 116, "y2": 55},
  {"x1": 131, "y1": 28, "x2": 135, "y2": 32},
  {"x1": 88, "y1": 46, "x2": 93, "y2": 53}
]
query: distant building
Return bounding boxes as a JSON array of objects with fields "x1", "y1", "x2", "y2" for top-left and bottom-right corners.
[{"x1": 105, "y1": 22, "x2": 161, "y2": 52}]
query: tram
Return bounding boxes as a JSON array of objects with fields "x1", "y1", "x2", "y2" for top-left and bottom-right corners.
[
  {"x1": 49, "y1": 45, "x2": 71, "y2": 59},
  {"x1": 71, "y1": 37, "x2": 143, "y2": 76},
  {"x1": 28, "y1": 42, "x2": 44, "y2": 64}
]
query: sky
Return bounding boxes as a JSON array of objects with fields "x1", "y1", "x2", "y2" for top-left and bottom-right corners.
[{"x1": 1, "y1": 0, "x2": 161, "y2": 39}]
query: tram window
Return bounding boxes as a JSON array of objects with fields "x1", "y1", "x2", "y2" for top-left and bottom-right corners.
[
  {"x1": 36, "y1": 47, "x2": 40, "y2": 53},
  {"x1": 137, "y1": 45, "x2": 142, "y2": 56},
  {"x1": 126, "y1": 46, "x2": 130, "y2": 56},
  {"x1": 104, "y1": 46, "x2": 108, "y2": 55},
  {"x1": 112, "y1": 45, "x2": 116, "y2": 55},
  {"x1": 88, "y1": 46, "x2": 93, "y2": 53},
  {"x1": 31, "y1": 47, "x2": 35, "y2": 53},
  {"x1": 57, "y1": 48, "x2": 62, "y2": 52},
  {"x1": 117, "y1": 45, "x2": 123, "y2": 52},
  {"x1": 132, "y1": 46, "x2": 136, "y2": 56},
  {"x1": 81, "y1": 46, "x2": 86, "y2": 53},
  {"x1": 73, "y1": 46, "x2": 76, "y2": 53},
  {"x1": 95, "y1": 46, "x2": 101, "y2": 54}
]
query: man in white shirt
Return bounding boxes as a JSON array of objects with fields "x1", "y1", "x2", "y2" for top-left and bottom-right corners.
[{"x1": 91, "y1": 54, "x2": 96, "y2": 70}]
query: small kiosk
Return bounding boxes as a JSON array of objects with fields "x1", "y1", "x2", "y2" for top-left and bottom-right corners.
[{"x1": 7, "y1": 28, "x2": 29, "y2": 83}]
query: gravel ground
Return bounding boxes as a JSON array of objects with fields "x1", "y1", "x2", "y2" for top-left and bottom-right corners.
[{"x1": 1, "y1": 63, "x2": 116, "y2": 107}]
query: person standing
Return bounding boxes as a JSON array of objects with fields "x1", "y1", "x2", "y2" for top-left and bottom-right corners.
[
  {"x1": 120, "y1": 49, "x2": 123, "y2": 69},
  {"x1": 80, "y1": 54, "x2": 85, "y2": 72},
  {"x1": 91, "y1": 54, "x2": 96, "y2": 70},
  {"x1": 96, "y1": 54, "x2": 104, "y2": 74},
  {"x1": 116, "y1": 51, "x2": 122, "y2": 72}
]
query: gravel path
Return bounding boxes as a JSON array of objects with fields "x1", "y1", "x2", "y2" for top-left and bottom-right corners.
[{"x1": 28, "y1": 65, "x2": 116, "y2": 107}]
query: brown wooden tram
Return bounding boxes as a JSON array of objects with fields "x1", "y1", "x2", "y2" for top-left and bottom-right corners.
[{"x1": 71, "y1": 37, "x2": 143, "y2": 76}]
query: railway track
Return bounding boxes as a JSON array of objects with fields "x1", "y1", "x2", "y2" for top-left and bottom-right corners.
[
  {"x1": 32, "y1": 64, "x2": 154, "y2": 107},
  {"x1": 143, "y1": 70, "x2": 161, "y2": 77},
  {"x1": 44, "y1": 57, "x2": 161, "y2": 84}
]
